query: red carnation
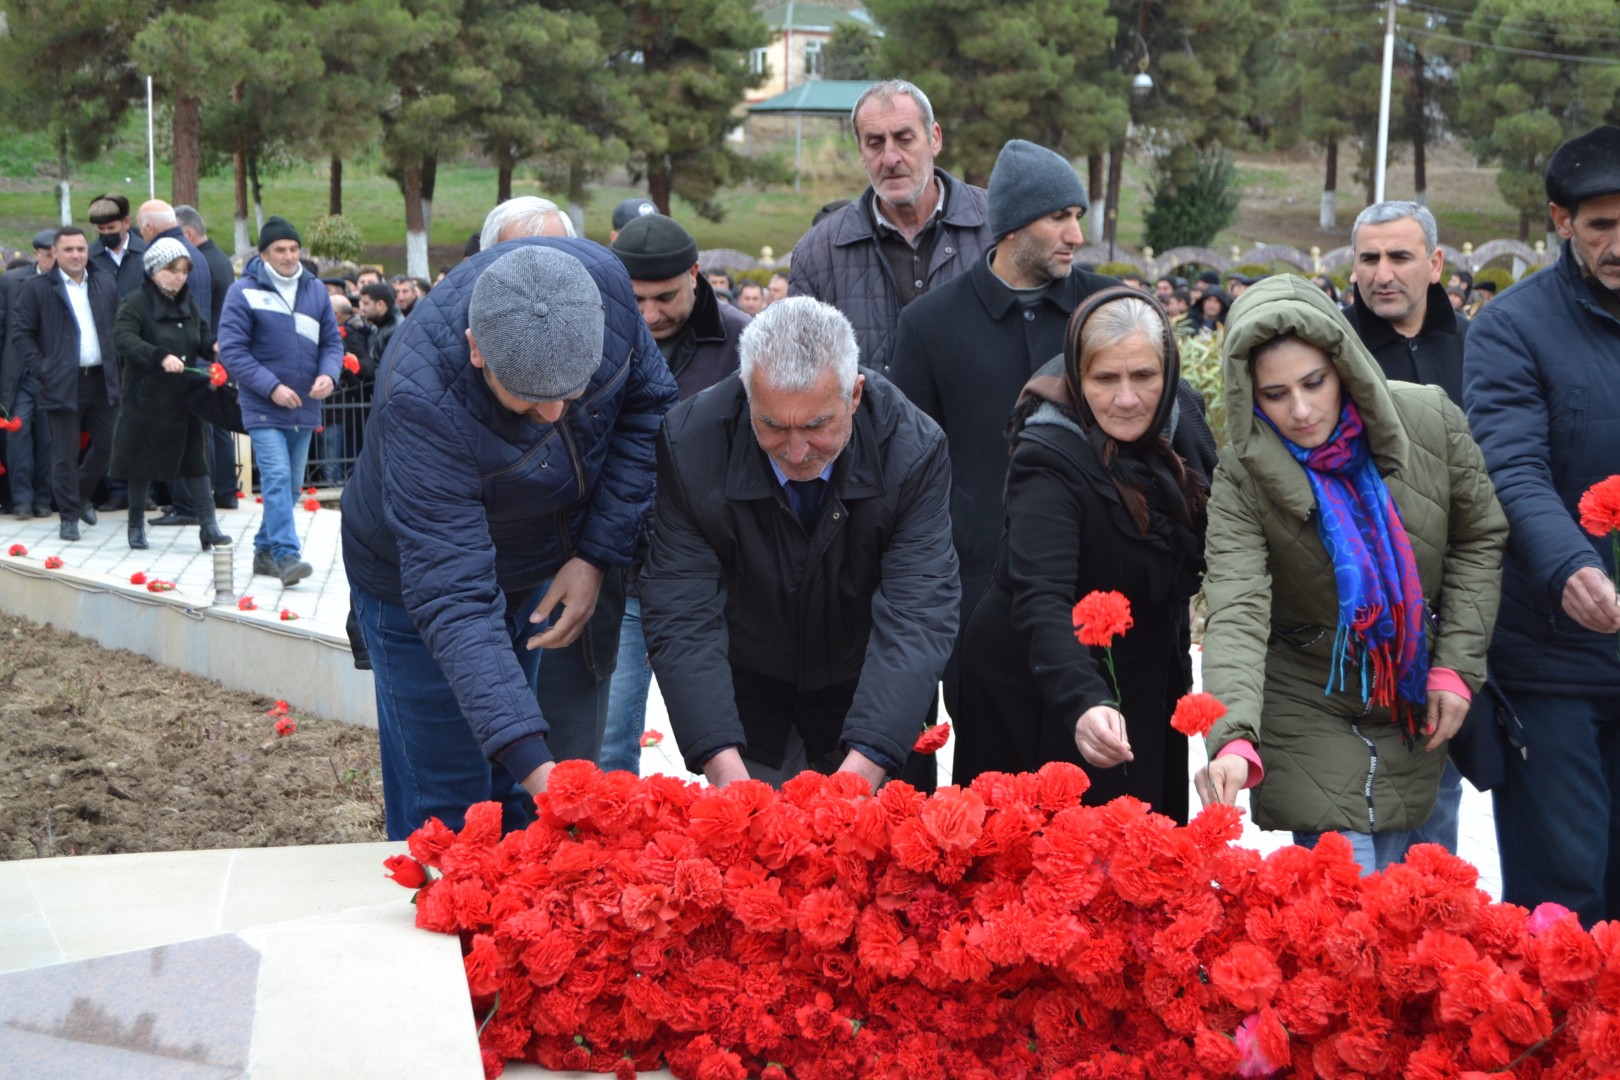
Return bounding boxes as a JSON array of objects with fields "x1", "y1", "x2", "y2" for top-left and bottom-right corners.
[
  {"x1": 913, "y1": 721, "x2": 951, "y2": 754},
  {"x1": 280, "y1": 609, "x2": 299, "y2": 621},
  {"x1": 304, "y1": 486, "x2": 317, "y2": 495},
  {"x1": 146, "y1": 579, "x2": 176, "y2": 592},
  {"x1": 639, "y1": 729, "x2": 664, "y2": 747},
  {"x1": 274, "y1": 716, "x2": 297, "y2": 736},
  {"x1": 1072, "y1": 590, "x2": 1133, "y2": 647},
  {"x1": 269, "y1": 700, "x2": 291, "y2": 715},
  {"x1": 1212, "y1": 942, "x2": 1283, "y2": 1010},
  {"x1": 8, "y1": 544, "x2": 26, "y2": 557},
  {"x1": 1580, "y1": 476, "x2": 1620, "y2": 537},
  {"x1": 129, "y1": 571, "x2": 147, "y2": 585},
  {"x1": 209, "y1": 361, "x2": 228, "y2": 386},
  {"x1": 44, "y1": 555, "x2": 63, "y2": 569},
  {"x1": 1170, "y1": 692, "x2": 1227, "y2": 738},
  {"x1": 304, "y1": 497, "x2": 319, "y2": 511},
  {"x1": 78, "y1": 432, "x2": 90, "y2": 451},
  {"x1": 238, "y1": 596, "x2": 257, "y2": 611},
  {"x1": 384, "y1": 853, "x2": 428, "y2": 889},
  {"x1": 3, "y1": 415, "x2": 22, "y2": 432},
  {"x1": 342, "y1": 353, "x2": 361, "y2": 374}
]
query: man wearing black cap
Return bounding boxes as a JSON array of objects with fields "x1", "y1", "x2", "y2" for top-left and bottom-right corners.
[
  {"x1": 0, "y1": 230, "x2": 59, "y2": 518},
  {"x1": 887, "y1": 139, "x2": 1114, "y2": 679},
  {"x1": 1465, "y1": 124, "x2": 1620, "y2": 925},
  {"x1": 87, "y1": 194, "x2": 148, "y2": 298},
  {"x1": 602, "y1": 213, "x2": 751, "y2": 775},
  {"x1": 609, "y1": 197, "x2": 656, "y2": 244},
  {"x1": 218, "y1": 216, "x2": 344, "y2": 585},
  {"x1": 611, "y1": 214, "x2": 751, "y2": 400},
  {"x1": 340, "y1": 241, "x2": 678, "y2": 838}
]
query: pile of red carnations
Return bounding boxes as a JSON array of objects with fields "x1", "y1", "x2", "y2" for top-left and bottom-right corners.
[{"x1": 395, "y1": 761, "x2": 1620, "y2": 1079}]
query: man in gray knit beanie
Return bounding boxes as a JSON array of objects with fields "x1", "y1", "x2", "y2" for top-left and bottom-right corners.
[{"x1": 886, "y1": 137, "x2": 1113, "y2": 721}]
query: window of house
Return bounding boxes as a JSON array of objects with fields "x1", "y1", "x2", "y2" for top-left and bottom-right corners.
[
  {"x1": 803, "y1": 40, "x2": 824, "y2": 79},
  {"x1": 749, "y1": 47, "x2": 769, "y2": 76}
]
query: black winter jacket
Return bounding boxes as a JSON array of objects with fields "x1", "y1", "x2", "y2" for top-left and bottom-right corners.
[
  {"x1": 108, "y1": 279, "x2": 214, "y2": 480},
  {"x1": 0, "y1": 265, "x2": 46, "y2": 410},
  {"x1": 1464, "y1": 244, "x2": 1620, "y2": 698},
  {"x1": 1346, "y1": 281, "x2": 1469, "y2": 405},
  {"x1": 662, "y1": 275, "x2": 749, "y2": 399},
  {"x1": 340, "y1": 236, "x2": 679, "y2": 782},
  {"x1": 640, "y1": 369, "x2": 961, "y2": 773},
  {"x1": 787, "y1": 170, "x2": 992, "y2": 368},
  {"x1": 887, "y1": 256, "x2": 1117, "y2": 610},
  {"x1": 8, "y1": 266, "x2": 121, "y2": 411},
  {"x1": 89, "y1": 233, "x2": 148, "y2": 298}
]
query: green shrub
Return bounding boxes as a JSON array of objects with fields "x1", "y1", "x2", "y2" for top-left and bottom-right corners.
[
  {"x1": 306, "y1": 215, "x2": 366, "y2": 265},
  {"x1": 1096, "y1": 261, "x2": 1145, "y2": 279},
  {"x1": 1178, "y1": 328, "x2": 1227, "y2": 446},
  {"x1": 1143, "y1": 148, "x2": 1241, "y2": 253},
  {"x1": 1474, "y1": 265, "x2": 1516, "y2": 292}
]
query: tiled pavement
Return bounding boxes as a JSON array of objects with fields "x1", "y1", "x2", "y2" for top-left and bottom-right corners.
[{"x1": 1, "y1": 498, "x2": 1504, "y2": 899}]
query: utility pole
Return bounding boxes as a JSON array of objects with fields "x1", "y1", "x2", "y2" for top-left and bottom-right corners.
[{"x1": 1374, "y1": 0, "x2": 1396, "y2": 202}]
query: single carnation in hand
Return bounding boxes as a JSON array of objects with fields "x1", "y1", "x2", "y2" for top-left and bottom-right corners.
[
  {"x1": 342, "y1": 353, "x2": 361, "y2": 374},
  {"x1": 1171, "y1": 692, "x2": 1227, "y2": 738},
  {"x1": 913, "y1": 721, "x2": 951, "y2": 754},
  {"x1": 1073, "y1": 590, "x2": 1133, "y2": 647},
  {"x1": 209, "y1": 361, "x2": 228, "y2": 386},
  {"x1": 1579, "y1": 476, "x2": 1620, "y2": 537}
]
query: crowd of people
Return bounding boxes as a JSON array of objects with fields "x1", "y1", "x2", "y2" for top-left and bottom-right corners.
[{"x1": 2, "y1": 82, "x2": 1617, "y2": 929}]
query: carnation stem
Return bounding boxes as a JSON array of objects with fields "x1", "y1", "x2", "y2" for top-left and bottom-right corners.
[
  {"x1": 1495, "y1": 1021, "x2": 1565, "y2": 1074},
  {"x1": 477, "y1": 991, "x2": 501, "y2": 1038}
]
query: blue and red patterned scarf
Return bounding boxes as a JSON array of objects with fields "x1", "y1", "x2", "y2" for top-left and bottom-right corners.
[{"x1": 1259, "y1": 399, "x2": 1429, "y2": 740}]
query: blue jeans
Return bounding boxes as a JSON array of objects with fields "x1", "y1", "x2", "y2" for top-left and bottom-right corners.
[
  {"x1": 1494, "y1": 694, "x2": 1620, "y2": 926},
  {"x1": 352, "y1": 585, "x2": 544, "y2": 840},
  {"x1": 249, "y1": 427, "x2": 313, "y2": 560},
  {"x1": 1411, "y1": 758, "x2": 1463, "y2": 852},
  {"x1": 1293, "y1": 827, "x2": 1419, "y2": 876},
  {"x1": 6, "y1": 374, "x2": 52, "y2": 511},
  {"x1": 599, "y1": 596, "x2": 652, "y2": 774}
]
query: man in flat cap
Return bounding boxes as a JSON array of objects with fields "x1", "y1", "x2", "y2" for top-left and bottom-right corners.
[
  {"x1": 87, "y1": 194, "x2": 148, "y2": 298},
  {"x1": 218, "y1": 216, "x2": 344, "y2": 585},
  {"x1": 886, "y1": 138, "x2": 1114, "y2": 712},
  {"x1": 1464, "y1": 124, "x2": 1620, "y2": 925},
  {"x1": 0, "y1": 230, "x2": 59, "y2": 518},
  {"x1": 599, "y1": 213, "x2": 752, "y2": 775},
  {"x1": 341, "y1": 240, "x2": 678, "y2": 839}
]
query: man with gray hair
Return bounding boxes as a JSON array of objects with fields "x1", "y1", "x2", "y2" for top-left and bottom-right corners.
[
  {"x1": 1345, "y1": 197, "x2": 1471, "y2": 855},
  {"x1": 1346, "y1": 200, "x2": 1467, "y2": 404},
  {"x1": 479, "y1": 196, "x2": 575, "y2": 251},
  {"x1": 341, "y1": 238, "x2": 678, "y2": 839},
  {"x1": 787, "y1": 79, "x2": 992, "y2": 368},
  {"x1": 640, "y1": 296, "x2": 959, "y2": 791}
]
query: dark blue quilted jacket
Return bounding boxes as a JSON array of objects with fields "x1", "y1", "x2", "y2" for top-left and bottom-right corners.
[
  {"x1": 1464, "y1": 243, "x2": 1620, "y2": 697},
  {"x1": 217, "y1": 255, "x2": 343, "y2": 430},
  {"x1": 341, "y1": 236, "x2": 679, "y2": 779}
]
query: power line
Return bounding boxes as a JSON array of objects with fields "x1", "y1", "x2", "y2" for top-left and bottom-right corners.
[{"x1": 1422, "y1": 28, "x2": 1620, "y2": 63}]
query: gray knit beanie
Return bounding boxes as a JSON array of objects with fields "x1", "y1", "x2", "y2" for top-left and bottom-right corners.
[
  {"x1": 611, "y1": 214, "x2": 699, "y2": 281},
  {"x1": 143, "y1": 237, "x2": 190, "y2": 276},
  {"x1": 987, "y1": 139, "x2": 1089, "y2": 239},
  {"x1": 469, "y1": 246, "x2": 604, "y2": 402}
]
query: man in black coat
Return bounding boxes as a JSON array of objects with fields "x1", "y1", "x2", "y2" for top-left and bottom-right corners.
[
  {"x1": 1345, "y1": 200, "x2": 1468, "y2": 406},
  {"x1": 1, "y1": 230, "x2": 58, "y2": 518},
  {"x1": 887, "y1": 139, "x2": 1114, "y2": 659},
  {"x1": 176, "y1": 203, "x2": 240, "y2": 508},
  {"x1": 87, "y1": 194, "x2": 148, "y2": 299},
  {"x1": 9, "y1": 227, "x2": 120, "y2": 540},
  {"x1": 640, "y1": 297, "x2": 959, "y2": 791}
]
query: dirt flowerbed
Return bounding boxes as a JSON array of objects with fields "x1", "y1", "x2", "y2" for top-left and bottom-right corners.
[{"x1": 0, "y1": 613, "x2": 385, "y2": 860}]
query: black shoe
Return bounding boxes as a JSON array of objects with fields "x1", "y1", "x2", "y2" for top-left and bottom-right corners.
[
  {"x1": 79, "y1": 506, "x2": 98, "y2": 526},
  {"x1": 151, "y1": 512, "x2": 199, "y2": 527},
  {"x1": 128, "y1": 523, "x2": 148, "y2": 550},
  {"x1": 33, "y1": 506, "x2": 51, "y2": 518},
  {"x1": 252, "y1": 549, "x2": 279, "y2": 576},
  {"x1": 59, "y1": 519, "x2": 80, "y2": 541},
  {"x1": 215, "y1": 495, "x2": 239, "y2": 510},
  {"x1": 199, "y1": 523, "x2": 231, "y2": 550},
  {"x1": 12, "y1": 508, "x2": 30, "y2": 521},
  {"x1": 277, "y1": 555, "x2": 313, "y2": 586},
  {"x1": 102, "y1": 496, "x2": 129, "y2": 512}
]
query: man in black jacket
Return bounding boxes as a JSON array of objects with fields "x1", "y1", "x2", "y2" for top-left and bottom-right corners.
[
  {"x1": 9, "y1": 227, "x2": 120, "y2": 540},
  {"x1": 87, "y1": 194, "x2": 148, "y2": 299},
  {"x1": 1, "y1": 230, "x2": 58, "y2": 518},
  {"x1": 1345, "y1": 200, "x2": 1468, "y2": 405},
  {"x1": 640, "y1": 297, "x2": 959, "y2": 791},
  {"x1": 176, "y1": 204, "x2": 240, "y2": 508},
  {"x1": 887, "y1": 139, "x2": 1114, "y2": 656}
]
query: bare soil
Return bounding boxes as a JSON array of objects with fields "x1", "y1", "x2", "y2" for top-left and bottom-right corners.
[{"x1": 0, "y1": 613, "x2": 385, "y2": 860}]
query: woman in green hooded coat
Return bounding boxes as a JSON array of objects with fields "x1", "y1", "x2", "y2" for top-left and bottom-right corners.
[{"x1": 1193, "y1": 275, "x2": 1507, "y2": 873}]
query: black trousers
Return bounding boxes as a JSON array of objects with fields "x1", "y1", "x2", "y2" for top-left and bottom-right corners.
[{"x1": 44, "y1": 365, "x2": 117, "y2": 523}]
